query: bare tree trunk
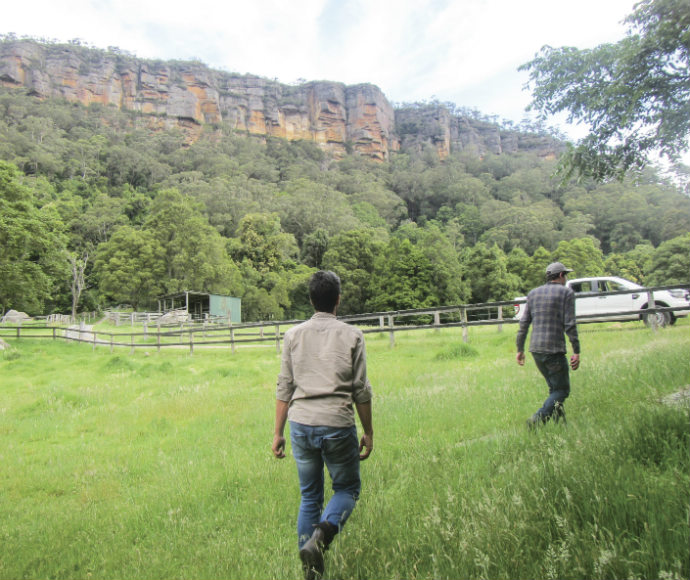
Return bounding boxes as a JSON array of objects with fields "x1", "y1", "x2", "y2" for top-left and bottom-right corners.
[{"x1": 68, "y1": 251, "x2": 89, "y2": 322}]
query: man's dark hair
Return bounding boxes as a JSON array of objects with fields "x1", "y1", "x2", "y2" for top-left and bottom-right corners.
[{"x1": 309, "y1": 270, "x2": 341, "y2": 312}]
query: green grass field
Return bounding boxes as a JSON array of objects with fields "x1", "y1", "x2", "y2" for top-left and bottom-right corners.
[{"x1": 1, "y1": 320, "x2": 688, "y2": 579}]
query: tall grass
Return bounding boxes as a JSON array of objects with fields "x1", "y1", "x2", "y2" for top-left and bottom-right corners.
[{"x1": 0, "y1": 321, "x2": 687, "y2": 579}]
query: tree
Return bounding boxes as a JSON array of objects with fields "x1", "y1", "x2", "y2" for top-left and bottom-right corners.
[
  {"x1": 645, "y1": 233, "x2": 690, "y2": 285},
  {"x1": 525, "y1": 246, "x2": 553, "y2": 291},
  {"x1": 322, "y1": 230, "x2": 383, "y2": 315},
  {"x1": 0, "y1": 161, "x2": 67, "y2": 315},
  {"x1": 76, "y1": 193, "x2": 129, "y2": 245},
  {"x1": 394, "y1": 222, "x2": 470, "y2": 305},
  {"x1": 67, "y1": 250, "x2": 89, "y2": 320},
  {"x1": 300, "y1": 228, "x2": 329, "y2": 269},
  {"x1": 507, "y1": 247, "x2": 532, "y2": 294},
  {"x1": 551, "y1": 237, "x2": 606, "y2": 278},
  {"x1": 145, "y1": 189, "x2": 242, "y2": 294},
  {"x1": 275, "y1": 179, "x2": 359, "y2": 244},
  {"x1": 228, "y1": 212, "x2": 298, "y2": 274},
  {"x1": 93, "y1": 226, "x2": 165, "y2": 309},
  {"x1": 462, "y1": 242, "x2": 521, "y2": 303},
  {"x1": 521, "y1": 0, "x2": 690, "y2": 180},
  {"x1": 367, "y1": 238, "x2": 436, "y2": 312},
  {"x1": 479, "y1": 198, "x2": 562, "y2": 254},
  {"x1": 282, "y1": 264, "x2": 316, "y2": 320},
  {"x1": 604, "y1": 250, "x2": 648, "y2": 283}
]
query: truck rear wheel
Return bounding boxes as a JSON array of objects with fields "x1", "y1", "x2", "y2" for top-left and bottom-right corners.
[{"x1": 643, "y1": 310, "x2": 671, "y2": 327}]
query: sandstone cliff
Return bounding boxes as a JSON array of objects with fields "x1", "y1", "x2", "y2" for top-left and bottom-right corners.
[
  {"x1": 0, "y1": 39, "x2": 559, "y2": 161},
  {"x1": 394, "y1": 104, "x2": 561, "y2": 160}
]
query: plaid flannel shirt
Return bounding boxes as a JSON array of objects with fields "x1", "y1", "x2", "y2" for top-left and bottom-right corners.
[{"x1": 516, "y1": 282, "x2": 580, "y2": 355}]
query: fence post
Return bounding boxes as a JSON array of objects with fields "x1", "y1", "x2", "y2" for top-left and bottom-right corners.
[
  {"x1": 189, "y1": 330, "x2": 194, "y2": 355},
  {"x1": 497, "y1": 306, "x2": 503, "y2": 333},
  {"x1": 434, "y1": 311, "x2": 440, "y2": 332},
  {"x1": 379, "y1": 316, "x2": 384, "y2": 329},
  {"x1": 388, "y1": 315, "x2": 395, "y2": 348},
  {"x1": 275, "y1": 324, "x2": 281, "y2": 354},
  {"x1": 143, "y1": 322, "x2": 148, "y2": 339},
  {"x1": 462, "y1": 308, "x2": 468, "y2": 343},
  {"x1": 230, "y1": 326, "x2": 235, "y2": 354},
  {"x1": 52, "y1": 327, "x2": 56, "y2": 340},
  {"x1": 646, "y1": 289, "x2": 658, "y2": 332}
]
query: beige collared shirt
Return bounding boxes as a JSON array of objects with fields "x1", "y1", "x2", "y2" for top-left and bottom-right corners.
[{"x1": 276, "y1": 312, "x2": 373, "y2": 427}]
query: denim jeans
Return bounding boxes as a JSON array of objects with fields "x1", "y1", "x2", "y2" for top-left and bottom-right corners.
[
  {"x1": 289, "y1": 421, "x2": 361, "y2": 548},
  {"x1": 532, "y1": 352, "x2": 570, "y2": 420}
]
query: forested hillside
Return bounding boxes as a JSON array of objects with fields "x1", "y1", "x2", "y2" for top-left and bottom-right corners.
[{"x1": 1, "y1": 63, "x2": 689, "y2": 321}]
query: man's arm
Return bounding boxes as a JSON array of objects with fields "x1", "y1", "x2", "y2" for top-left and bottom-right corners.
[
  {"x1": 355, "y1": 400, "x2": 373, "y2": 460},
  {"x1": 272, "y1": 399, "x2": 289, "y2": 458},
  {"x1": 516, "y1": 299, "x2": 531, "y2": 365},
  {"x1": 563, "y1": 289, "x2": 581, "y2": 369},
  {"x1": 273, "y1": 332, "x2": 294, "y2": 459}
]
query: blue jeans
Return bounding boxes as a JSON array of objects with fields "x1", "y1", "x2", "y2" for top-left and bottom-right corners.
[
  {"x1": 532, "y1": 352, "x2": 570, "y2": 420},
  {"x1": 289, "y1": 422, "x2": 361, "y2": 548}
]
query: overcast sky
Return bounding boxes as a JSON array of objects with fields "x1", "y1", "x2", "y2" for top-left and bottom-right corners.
[{"x1": 5, "y1": 0, "x2": 638, "y2": 140}]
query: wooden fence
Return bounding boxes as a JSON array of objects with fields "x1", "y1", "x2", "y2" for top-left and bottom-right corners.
[{"x1": 1, "y1": 285, "x2": 688, "y2": 354}]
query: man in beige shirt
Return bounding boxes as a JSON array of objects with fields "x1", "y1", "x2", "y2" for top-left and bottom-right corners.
[{"x1": 272, "y1": 270, "x2": 374, "y2": 580}]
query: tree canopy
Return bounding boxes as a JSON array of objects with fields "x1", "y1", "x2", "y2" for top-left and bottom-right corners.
[
  {"x1": 0, "y1": 161, "x2": 66, "y2": 314},
  {"x1": 0, "y1": 75, "x2": 688, "y2": 319},
  {"x1": 521, "y1": 0, "x2": 690, "y2": 181}
]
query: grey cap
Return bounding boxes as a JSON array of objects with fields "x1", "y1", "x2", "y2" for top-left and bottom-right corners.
[{"x1": 546, "y1": 262, "x2": 573, "y2": 277}]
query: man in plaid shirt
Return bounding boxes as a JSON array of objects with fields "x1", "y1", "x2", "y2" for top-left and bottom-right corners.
[{"x1": 516, "y1": 262, "x2": 581, "y2": 427}]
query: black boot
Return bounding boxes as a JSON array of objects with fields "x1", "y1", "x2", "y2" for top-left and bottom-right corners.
[
  {"x1": 299, "y1": 522, "x2": 337, "y2": 580},
  {"x1": 554, "y1": 403, "x2": 567, "y2": 425},
  {"x1": 526, "y1": 413, "x2": 545, "y2": 429}
]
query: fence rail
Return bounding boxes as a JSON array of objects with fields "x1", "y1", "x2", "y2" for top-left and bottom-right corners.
[{"x1": 1, "y1": 285, "x2": 688, "y2": 354}]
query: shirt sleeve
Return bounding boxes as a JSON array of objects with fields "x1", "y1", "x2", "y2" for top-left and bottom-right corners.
[
  {"x1": 351, "y1": 332, "x2": 373, "y2": 404},
  {"x1": 516, "y1": 300, "x2": 531, "y2": 352},
  {"x1": 276, "y1": 332, "x2": 296, "y2": 402},
  {"x1": 563, "y1": 289, "x2": 580, "y2": 354}
]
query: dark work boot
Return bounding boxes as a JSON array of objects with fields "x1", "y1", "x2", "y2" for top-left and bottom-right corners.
[
  {"x1": 554, "y1": 403, "x2": 567, "y2": 425},
  {"x1": 299, "y1": 522, "x2": 337, "y2": 580},
  {"x1": 526, "y1": 413, "x2": 543, "y2": 430},
  {"x1": 300, "y1": 527, "x2": 325, "y2": 580}
]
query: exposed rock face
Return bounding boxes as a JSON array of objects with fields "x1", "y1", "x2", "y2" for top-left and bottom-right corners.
[
  {"x1": 395, "y1": 105, "x2": 562, "y2": 159},
  {"x1": 0, "y1": 39, "x2": 560, "y2": 160},
  {"x1": 0, "y1": 40, "x2": 395, "y2": 160}
]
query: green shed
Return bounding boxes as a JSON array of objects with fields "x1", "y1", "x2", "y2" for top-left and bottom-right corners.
[{"x1": 158, "y1": 291, "x2": 241, "y2": 323}]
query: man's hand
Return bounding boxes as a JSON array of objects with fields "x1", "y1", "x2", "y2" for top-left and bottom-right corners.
[
  {"x1": 516, "y1": 351, "x2": 526, "y2": 366},
  {"x1": 272, "y1": 434, "x2": 286, "y2": 459},
  {"x1": 359, "y1": 433, "x2": 373, "y2": 460},
  {"x1": 570, "y1": 354, "x2": 580, "y2": 371},
  {"x1": 272, "y1": 400, "x2": 289, "y2": 458}
]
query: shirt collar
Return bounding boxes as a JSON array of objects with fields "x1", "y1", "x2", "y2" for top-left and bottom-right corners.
[{"x1": 311, "y1": 311, "x2": 337, "y2": 320}]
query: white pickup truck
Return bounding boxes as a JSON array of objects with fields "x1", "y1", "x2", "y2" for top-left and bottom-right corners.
[{"x1": 513, "y1": 276, "x2": 690, "y2": 327}]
